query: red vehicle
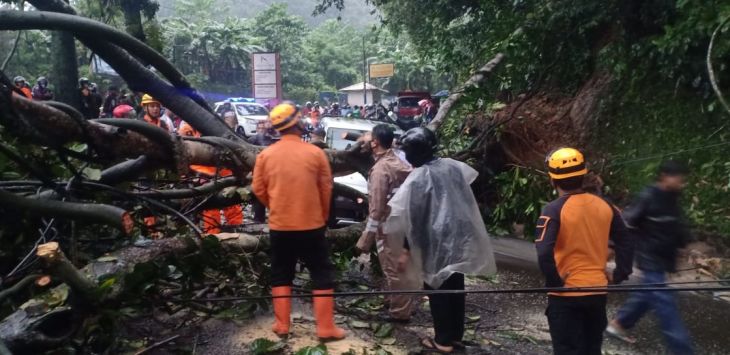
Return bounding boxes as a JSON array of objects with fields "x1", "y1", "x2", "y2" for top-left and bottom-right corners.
[{"x1": 394, "y1": 91, "x2": 431, "y2": 120}]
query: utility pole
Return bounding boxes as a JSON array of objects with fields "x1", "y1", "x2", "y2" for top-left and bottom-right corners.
[{"x1": 362, "y1": 36, "x2": 367, "y2": 106}]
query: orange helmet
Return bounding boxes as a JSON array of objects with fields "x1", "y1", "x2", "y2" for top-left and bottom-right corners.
[{"x1": 269, "y1": 101, "x2": 301, "y2": 132}]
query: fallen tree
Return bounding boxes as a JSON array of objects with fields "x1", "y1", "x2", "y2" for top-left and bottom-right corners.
[{"x1": 0, "y1": 3, "x2": 506, "y2": 353}]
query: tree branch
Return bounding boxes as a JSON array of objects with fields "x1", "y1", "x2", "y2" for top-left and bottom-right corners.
[
  {"x1": 427, "y1": 53, "x2": 505, "y2": 132},
  {"x1": 707, "y1": 16, "x2": 730, "y2": 117},
  {"x1": 37, "y1": 242, "x2": 97, "y2": 303},
  {"x1": 0, "y1": 189, "x2": 133, "y2": 234}
]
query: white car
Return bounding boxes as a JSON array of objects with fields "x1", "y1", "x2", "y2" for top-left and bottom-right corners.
[
  {"x1": 213, "y1": 98, "x2": 269, "y2": 137},
  {"x1": 321, "y1": 116, "x2": 404, "y2": 225}
]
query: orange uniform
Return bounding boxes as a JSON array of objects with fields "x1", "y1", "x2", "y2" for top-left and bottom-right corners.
[
  {"x1": 535, "y1": 193, "x2": 632, "y2": 296},
  {"x1": 178, "y1": 121, "x2": 242, "y2": 234},
  {"x1": 252, "y1": 135, "x2": 332, "y2": 231}
]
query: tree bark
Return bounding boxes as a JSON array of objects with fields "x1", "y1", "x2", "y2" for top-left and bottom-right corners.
[
  {"x1": 49, "y1": 30, "x2": 79, "y2": 110},
  {"x1": 120, "y1": 0, "x2": 146, "y2": 43},
  {"x1": 0, "y1": 189, "x2": 134, "y2": 234}
]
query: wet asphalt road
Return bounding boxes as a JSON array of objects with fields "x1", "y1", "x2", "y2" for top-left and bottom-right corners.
[{"x1": 491, "y1": 238, "x2": 730, "y2": 355}]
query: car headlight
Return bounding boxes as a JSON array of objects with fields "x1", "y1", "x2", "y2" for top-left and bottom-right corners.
[{"x1": 245, "y1": 118, "x2": 258, "y2": 125}]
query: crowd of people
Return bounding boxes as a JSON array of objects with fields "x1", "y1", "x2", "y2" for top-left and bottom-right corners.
[{"x1": 9, "y1": 74, "x2": 694, "y2": 353}]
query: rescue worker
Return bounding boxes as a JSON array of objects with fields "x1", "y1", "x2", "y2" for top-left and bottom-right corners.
[
  {"x1": 31, "y1": 76, "x2": 53, "y2": 101},
  {"x1": 178, "y1": 118, "x2": 243, "y2": 234},
  {"x1": 252, "y1": 102, "x2": 345, "y2": 341},
  {"x1": 13, "y1": 76, "x2": 32, "y2": 99},
  {"x1": 357, "y1": 124, "x2": 415, "y2": 322},
  {"x1": 140, "y1": 94, "x2": 170, "y2": 131},
  {"x1": 535, "y1": 147, "x2": 633, "y2": 355},
  {"x1": 385, "y1": 127, "x2": 496, "y2": 352},
  {"x1": 79, "y1": 77, "x2": 102, "y2": 119},
  {"x1": 606, "y1": 160, "x2": 694, "y2": 354}
]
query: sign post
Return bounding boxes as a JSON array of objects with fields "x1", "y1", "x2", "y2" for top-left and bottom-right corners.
[
  {"x1": 252, "y1": 52, "x2": 282, "y2": 106},
  {"x1": 369, "y1": 63, "x2": 395, "y2": 79}
]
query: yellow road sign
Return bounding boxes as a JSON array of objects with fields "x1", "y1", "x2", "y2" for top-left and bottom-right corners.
[{"x1": 369, "y1": 63, "x2": 395, "y2": 78}]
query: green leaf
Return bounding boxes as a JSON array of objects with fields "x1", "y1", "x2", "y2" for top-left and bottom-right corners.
[
  {"x1": 82, "y1": 167, "x2": 102, "y2": 181},
  {"x1": 380, "y1": 337, "x2": 397, "y2": 345},
  {"x1": 374, "y1": 323, "x2": 394, "y2": 338},
  {"x1": 348, "y1": 320, "x2": 370, "y2": 329},
  {"x1": 294, "y1": 344, "x2": 328, "y2": 355},
  {"x1": 249, "y1": 338, "x2": 286, "y2": 354}
]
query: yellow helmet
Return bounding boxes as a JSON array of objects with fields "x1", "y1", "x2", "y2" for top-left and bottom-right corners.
[
  {"x1": 269, "y1": 101, "x2": 301, "y2": 132},
  {"x1": 140, "y1": 94, "x2": 160, "y2": 106},
  {"x1": 546, "y1": 147, "x2": 587, "y2": 180}
]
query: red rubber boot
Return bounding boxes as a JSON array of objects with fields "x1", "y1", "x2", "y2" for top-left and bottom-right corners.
[
  {"x1": 312, "y1": 289, "x2": 346, "y2": 342},
  {"x1": 271, "y1": 286, "x2": 291, "y2": 337}
]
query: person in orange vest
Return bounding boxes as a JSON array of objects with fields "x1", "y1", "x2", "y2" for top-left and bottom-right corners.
[
  {"x1": 13, "y1": 76, "x2": 32, "y2": 99},
  {"x1": 178, "y1": 117, "x2": 243, "y2": 234},
  {"x1": 535, "y1": 148, "x2": 633, "y2": 355},
  {"x1": 252, "y1": 102, "x2": 345, "y2": 342},
  {"x1": 140, "y1": 94, "x2": 170, "y2": 131}
]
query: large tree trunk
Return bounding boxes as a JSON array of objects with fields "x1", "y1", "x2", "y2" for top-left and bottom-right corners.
[
  {"x1": 49, "y1": 30, "x2": 79, "y2": 109},
  {"x1": 120, "y1": 0, "x2": 145, "y2": 43}
]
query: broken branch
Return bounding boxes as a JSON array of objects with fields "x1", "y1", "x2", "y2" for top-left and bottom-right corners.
[{"x1": 427, "y1": 53, "x2": 505, "y2": 132}]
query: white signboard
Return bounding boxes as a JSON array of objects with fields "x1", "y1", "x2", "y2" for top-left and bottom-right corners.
[
  {"x1": 254, "y1": 84, "x2": 278, "y2": 99},
  {"x1": 254, "y1": 70, "x2": 277, "y2": 85},
  {"x1": 253, "y1": 53, "x2": 277, "y2": 71}
]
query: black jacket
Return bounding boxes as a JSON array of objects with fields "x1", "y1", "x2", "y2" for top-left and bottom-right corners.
[
  {"x1": 623, "y1": 185, "x2": 690, "y2": 272},
  {"x1": 80, "y1": 91, "x2": 102, "y2": 119}
]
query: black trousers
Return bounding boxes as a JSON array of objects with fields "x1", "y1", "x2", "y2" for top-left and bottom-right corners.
[
  {"x1": 425, "y1": 272, "x2": 465, "y2": 346},
  {"x1": 546, "y1": 294, "x2": 607, "y2": 355},
  {"x1": 269, "y1": 227, "x2": 336, "y2": 290},
  {"x1": 252, "y1": 196, "x2": 266, "y2": 223}
]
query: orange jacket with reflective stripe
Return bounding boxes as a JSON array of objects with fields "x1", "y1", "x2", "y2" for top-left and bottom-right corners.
[
  {"x1": 535, "y1": 193, "x2": 632, "y2": 296},
  {"x1": 252, "y1": 134, "x2": 333, "y2": 231}
]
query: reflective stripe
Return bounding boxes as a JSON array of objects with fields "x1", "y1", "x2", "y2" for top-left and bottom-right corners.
[{"x1": 376, "y1": 240, "x2": 385, "y2": 253}]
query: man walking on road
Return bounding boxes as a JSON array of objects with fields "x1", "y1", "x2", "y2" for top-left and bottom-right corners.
[
  {"x1": 606, "y1": 160, "x2": 694, "y2": 354},
  {"x1": 252, "y1": 102, "x2": 346, "y2": 342},
  {"x1": 356, "y1": 124, "x2": 415, "y2": 322},
  {"x1": 535, "y1": 147, "x2": 633, "y2": 355}
]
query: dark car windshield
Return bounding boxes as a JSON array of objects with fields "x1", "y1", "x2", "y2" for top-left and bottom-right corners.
[
  {"x1": 398, "y1": 97, "x2": 421, "y2": 108},
  {"x1": 235, "y1": 103, "x2": 268, "y2": 116}
]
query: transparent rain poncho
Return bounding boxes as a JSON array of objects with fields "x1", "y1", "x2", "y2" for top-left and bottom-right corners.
[{"x1": 384, "y1": 158, "x2": 497, "y2": 288}]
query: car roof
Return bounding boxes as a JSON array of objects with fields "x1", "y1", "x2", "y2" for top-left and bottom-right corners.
[
  {"x1": 213, "y1": 100, "x2": 265, "y2": 107},
  {"x1": 321, "y1": 116, "x2": 403, "y2": 134}
]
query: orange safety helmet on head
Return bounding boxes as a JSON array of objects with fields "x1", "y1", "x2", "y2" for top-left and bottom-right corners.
[
  {"x1": 546, "y1": 147, "x2": 588, "y2": 180},
  {"x1": 141, "y1": 94, "x2": 160, "y2": 106},
  {"x1": 269, "y1": 101, "x2": 301, "y2": 132}
]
